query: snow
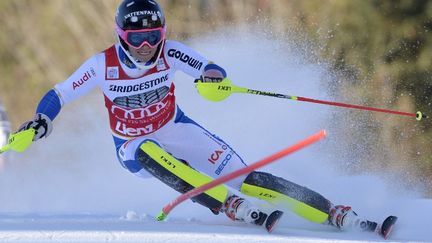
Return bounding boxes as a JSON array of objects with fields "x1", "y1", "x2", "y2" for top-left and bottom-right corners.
[{"x1": 0, "y1": 29, "x2": 431, "y2": 243}]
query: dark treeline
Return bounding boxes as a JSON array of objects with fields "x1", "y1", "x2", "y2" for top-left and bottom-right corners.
[{"x1": 289, "y1": 1, "x2": 432, "y2": 192}]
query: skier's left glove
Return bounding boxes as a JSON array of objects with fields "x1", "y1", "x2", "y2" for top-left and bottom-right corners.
[
  {"x1": 17, "y1": 113, "x2": 53, "y2": 142},
  {"x1": 199, "y1": 63, "x2": 227, "y2": 83},
  {"x1": 195, "y1": 63, "x2": 231, "y2": 102}
]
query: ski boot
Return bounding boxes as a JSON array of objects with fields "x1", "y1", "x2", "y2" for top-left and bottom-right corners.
[
  {"x1": 223, "y1": 195, "x2": 283, "y2": 232},
  {"x1": 328, "y1": 204, "x2": 398, "y2": 239},
  {"x1": 328, "y1": 205, "x2": 361, "y2": 229}
]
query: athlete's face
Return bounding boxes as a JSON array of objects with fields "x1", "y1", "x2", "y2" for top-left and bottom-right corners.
[{"x1": 128, "y1": 44, "x2": 158, "y2": 63}]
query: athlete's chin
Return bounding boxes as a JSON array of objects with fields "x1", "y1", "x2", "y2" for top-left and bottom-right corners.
[{"x1": 133, "y1": 55, "x2": 152, "y2": 63}]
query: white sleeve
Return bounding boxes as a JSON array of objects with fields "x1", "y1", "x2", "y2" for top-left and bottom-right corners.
[
  {"x1": 54, "y1": 53, "x2": 104, "y2": 105},
  {"x1": 164, "y1": 40, "x2": 209, "y2": 79}
]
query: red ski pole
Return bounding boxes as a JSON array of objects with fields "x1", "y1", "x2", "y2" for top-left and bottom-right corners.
[
  {"x1": 243, "y1": 88, "x2": 427, "y2": 121},
  {"x1": 195, "y1": 79, "x2": 427, "y2": 121},
  {"x1": 156, "y1": 129, "x2": 327, "y2": 221}
]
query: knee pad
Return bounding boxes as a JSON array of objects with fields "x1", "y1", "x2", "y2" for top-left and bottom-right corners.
[
  {"x1": 117, "y1": 138, "x2": 156, "y2": 176},
  {"x1": 136, "y1": 140, "x2": 229, "y2": 212},
  {"x1": 240, "y1": 171, "x2": 331, "y2": 223}
]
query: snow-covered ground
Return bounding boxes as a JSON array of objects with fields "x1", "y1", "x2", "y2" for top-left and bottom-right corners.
[{"x1": 0, "y1": 29, "x2": 430, "y2": 242}]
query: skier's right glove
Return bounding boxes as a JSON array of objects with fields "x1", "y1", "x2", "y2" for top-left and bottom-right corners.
[{"x1": 17, "y1": 113, "x2": 53, "y2": 141}]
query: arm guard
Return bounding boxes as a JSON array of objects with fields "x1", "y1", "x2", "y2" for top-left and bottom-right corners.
[{"x1": 36, "y1": 89, "x2": 62, "y2": 121}]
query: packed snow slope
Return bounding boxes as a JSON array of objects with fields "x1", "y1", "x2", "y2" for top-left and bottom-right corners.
[{"x1": 0, "y1": 29, "x2": 430, "y2": 242}]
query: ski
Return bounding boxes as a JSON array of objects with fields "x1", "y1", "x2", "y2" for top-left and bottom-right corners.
[
  {"x1": 379, "y1": 216, "x2": 398, "y2": 239},
  {"x1": 358, "y1": 215, "x2": 398, "y2": 239},
  {"x1": 265, "y1": 210, "x2": 284, "y2": 233}
]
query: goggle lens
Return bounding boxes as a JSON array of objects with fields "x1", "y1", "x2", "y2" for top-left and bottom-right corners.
[
  {"x1": 127, "y1": 30, "x2": 162, "y2": 48},
  {"x1": 116, "y1": 24, "x2": 165, "y2": 49}
]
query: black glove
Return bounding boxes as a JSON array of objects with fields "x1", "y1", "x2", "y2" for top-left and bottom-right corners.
[{"x1": 18, "y1": 113, "x2": 53, "y2": 141}]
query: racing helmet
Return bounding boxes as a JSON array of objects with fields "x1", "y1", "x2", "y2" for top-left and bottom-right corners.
[{"x1": 115, "y1": 0, "x2": 166, "y2": 70}]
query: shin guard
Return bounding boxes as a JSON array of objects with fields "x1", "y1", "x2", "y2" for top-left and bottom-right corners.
[
  {"x1": 137, "y1": 140, "x2": 228, "y2": 212},
  {"x1": 240, "y1": 171, "x2": 331, "y2": 223}
]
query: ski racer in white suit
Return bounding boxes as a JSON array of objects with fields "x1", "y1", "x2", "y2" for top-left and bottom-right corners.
[{"x1": 17, "y1": 0, "x2": 364, "y2": 231}]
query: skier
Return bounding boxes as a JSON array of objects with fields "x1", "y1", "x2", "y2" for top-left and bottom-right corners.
[
  {"x1": 0, "y1": 101, "x2": 11, "y2": 169},
  {"x1": 16, "y1": 0, "x2": 370, "y2": 233},
  {"x1": 0, "y1": 102, "x2": 10, "y2": 147}
]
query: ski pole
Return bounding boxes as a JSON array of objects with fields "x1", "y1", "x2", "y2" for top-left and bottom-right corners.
[
  {"x1": 195, "y1": 79, "x2": 427, "y2": 121},
  {"x1": 156, "y1": 129, "x2": 327, "y2": 221},
  {"x1": 0, "y1": 128, "x2": 35, "y2": 154}
]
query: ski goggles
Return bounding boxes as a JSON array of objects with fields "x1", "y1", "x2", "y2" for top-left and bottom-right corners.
[{"x1": 116, "y1": 25, "x2": 165, "y2": 49}]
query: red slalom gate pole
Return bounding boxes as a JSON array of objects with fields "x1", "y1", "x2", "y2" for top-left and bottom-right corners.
[{"x1": 156, "y1": 129, "x2": 327, "y2": 221}]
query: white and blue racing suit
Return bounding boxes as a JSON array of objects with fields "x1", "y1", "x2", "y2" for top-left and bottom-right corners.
[{"x1": 35, "y1": 40, "x2": 249, "y2": 189}]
